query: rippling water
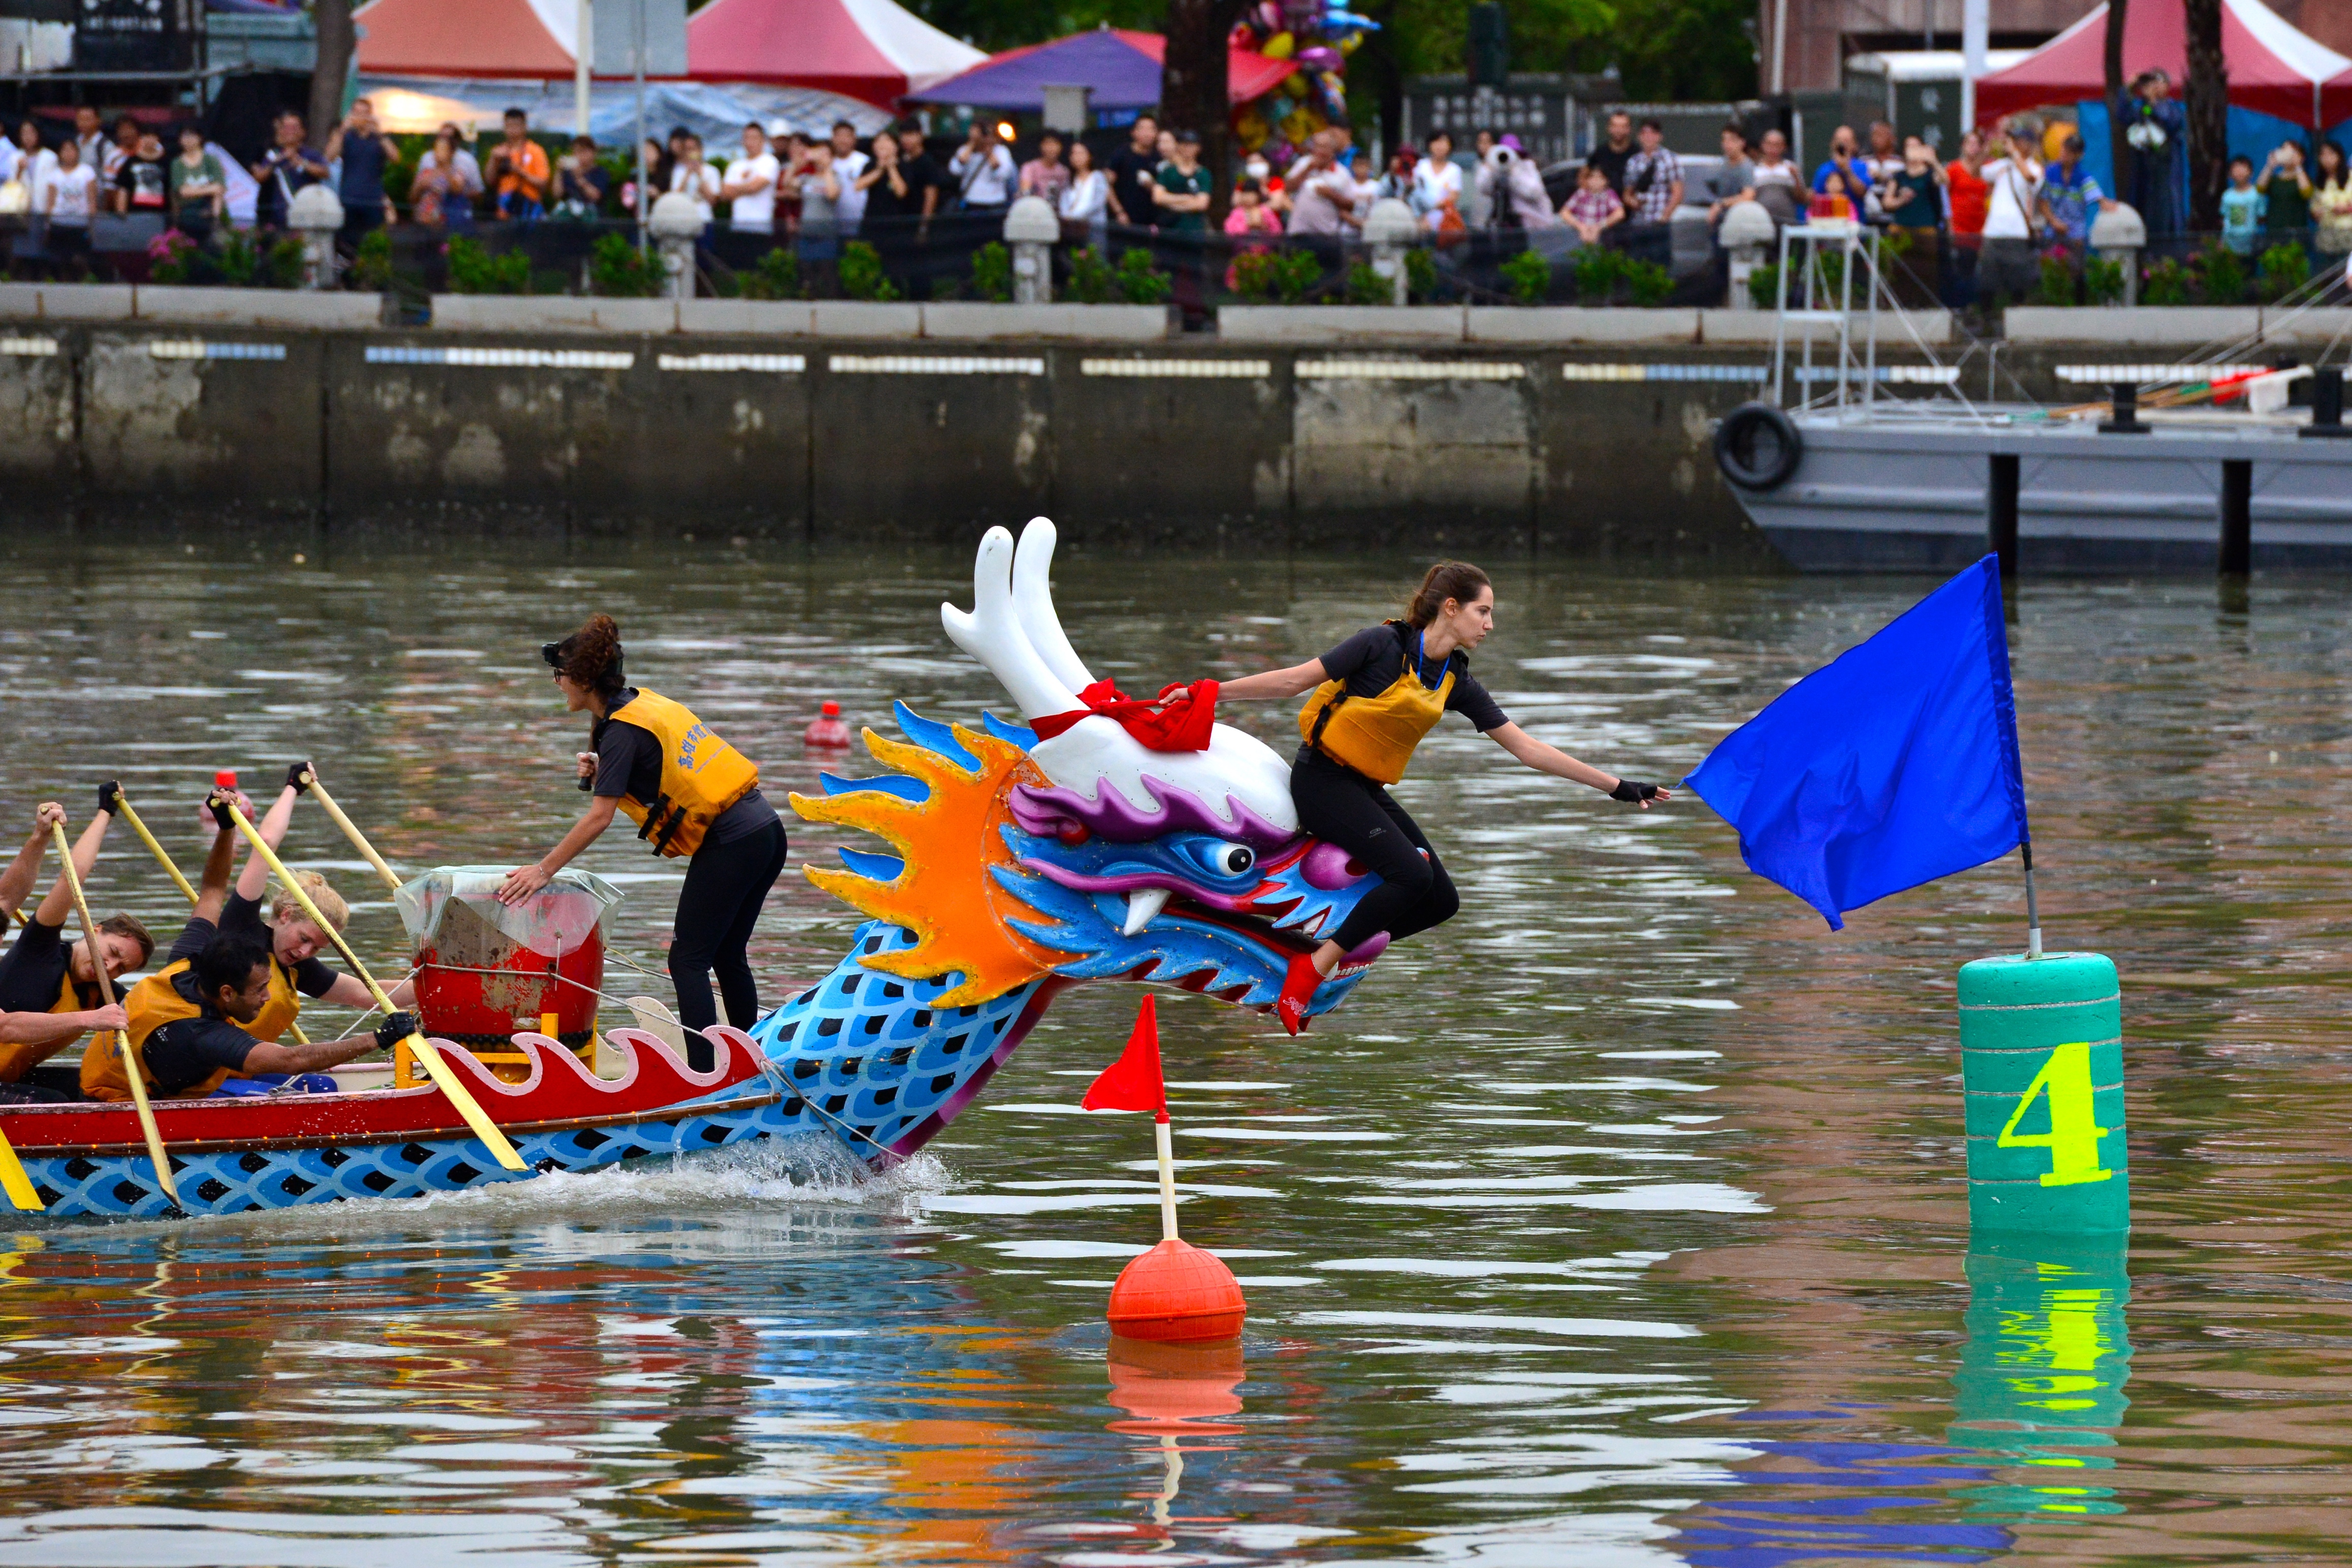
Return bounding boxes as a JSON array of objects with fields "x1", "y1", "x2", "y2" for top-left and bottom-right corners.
[{"x1": 0, "y1": 534, "x2": 2344, "y2": 1564}]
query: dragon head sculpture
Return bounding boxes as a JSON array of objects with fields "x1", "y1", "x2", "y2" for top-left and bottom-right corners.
[{"x1": 790, "y1": 519, "x2": 1387, "y2": 1025}]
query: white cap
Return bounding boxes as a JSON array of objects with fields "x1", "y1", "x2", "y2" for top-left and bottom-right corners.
[{"x1": 767, "y1": 119, "x2": 794, "y2": 140}]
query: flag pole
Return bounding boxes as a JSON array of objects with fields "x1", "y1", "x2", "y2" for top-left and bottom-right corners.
[
  {"x1": 2022, "y1": 840, "x2": 2042, "y2": 959},
  {"x1": 1154, "y1": 1109, "x2": 1179, "y2": 1241}
]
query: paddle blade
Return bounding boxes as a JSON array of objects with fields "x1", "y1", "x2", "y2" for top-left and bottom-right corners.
[
  {"x1": 0, "y1": 1128, "x2": 42, "y2": 1212},
  {"x1": 407, "y1": 1033, "x2": 527, "y2": 1171},
  {"x1": 1084, "y1": 995, "x2": 1166, "y2": 1114}
]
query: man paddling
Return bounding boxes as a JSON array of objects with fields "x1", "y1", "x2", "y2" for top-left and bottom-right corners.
[
  {"x1": 112, "y1": 931, "x2": 412, "y2": 1099},
  {"x1": 0, "y1": 789, "x2": 149, "y2": 1102}
]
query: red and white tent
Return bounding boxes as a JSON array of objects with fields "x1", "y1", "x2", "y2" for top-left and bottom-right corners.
[
  {"x1": 687, "y1": 0, "x2": 986, "y2": 105},
  {"x1": 1975, "y1": 0, "x2": 2352, "y2": 128}
]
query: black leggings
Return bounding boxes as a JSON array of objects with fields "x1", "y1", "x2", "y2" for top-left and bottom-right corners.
[
  {"x1": 1290, "y1": 747, "x2": 1460, "y2": 955},
  {"x1": 669, "y1": 818, "x2": 788, "y2": 1064}
]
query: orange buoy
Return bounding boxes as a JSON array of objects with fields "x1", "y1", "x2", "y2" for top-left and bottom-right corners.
[
  {"x1": 1106, "y1": 1237, "x2": 1247, "y2": 1343},
  {"x1": 804, "y1": 701, "x2": 853, "y2": 748}
]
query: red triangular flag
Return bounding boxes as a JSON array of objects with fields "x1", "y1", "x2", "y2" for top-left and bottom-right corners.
[{"x1": 1083, "y1": 995, "x2": 1165, "y2": 1115}]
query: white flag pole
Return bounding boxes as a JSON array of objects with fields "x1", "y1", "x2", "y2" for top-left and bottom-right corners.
[{"x1": 1154, "y1": 1109, "x2": 1178, "y2": 1242}]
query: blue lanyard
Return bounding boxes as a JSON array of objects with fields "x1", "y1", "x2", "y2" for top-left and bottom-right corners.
[{"x1": 1413, "y1": 630, "x2": 1447, "y2": 689}]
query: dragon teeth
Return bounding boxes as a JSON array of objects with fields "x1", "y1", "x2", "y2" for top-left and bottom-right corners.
[{"x1": 1122, "y1": 887, "x2": 1171, "y2": 936}]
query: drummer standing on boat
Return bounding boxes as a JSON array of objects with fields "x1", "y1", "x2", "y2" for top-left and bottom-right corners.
[{"x1": 498, "y1": 615, "x2": 787, "y2": 1071}]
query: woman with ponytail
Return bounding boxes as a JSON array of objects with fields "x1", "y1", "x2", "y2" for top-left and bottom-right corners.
[
  {"x1": 1220, "y1": 562, "x2": 1668, "y2": 1034},
  {"x1": 498, "y1": 614, "x2": 785, "y2": 1069}
]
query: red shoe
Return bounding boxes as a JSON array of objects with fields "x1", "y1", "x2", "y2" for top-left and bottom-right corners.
[{"x1": 1275, "y1": 952, "x2": 1323, "y2": 1036}]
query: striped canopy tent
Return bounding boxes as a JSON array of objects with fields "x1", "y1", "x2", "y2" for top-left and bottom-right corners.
[
  {"x1": 686, "y1": 0, "x2": 986, "y2": 107},
  {"x1": 1974, "y1": 0, "x2": 2352, "y2": 128},
  {"x1": 912, "y1": 26, "x2": 1294, "y2": 111}
]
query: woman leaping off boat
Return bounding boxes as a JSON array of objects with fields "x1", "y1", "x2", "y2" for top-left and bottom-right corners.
[
  {"x1": 1218, "y1": 561, "x2": 1669, "y2": 1034},
  {"x1": 498, "y1": 615, "x2": 785, "y2": 1070}
]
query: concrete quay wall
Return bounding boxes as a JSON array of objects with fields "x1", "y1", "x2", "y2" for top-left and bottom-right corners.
[{"x1": 0, "y1": 303, "x2": 2247, "y2": 557}]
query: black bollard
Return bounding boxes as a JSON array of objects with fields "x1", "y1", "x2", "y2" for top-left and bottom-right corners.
[
  {"x1": 2300, "y1": 366, "x2": 2351, "y2": 439},
  {"x1": 2219, "y1": 459, "x2": 2252, "y2": 576},
  {"x1": 2099, "y1": 381, "x2": 2148, "y2": 434},
  {"x1": 1987, "y1": 452, "x2": 2020, "y2": 579}
]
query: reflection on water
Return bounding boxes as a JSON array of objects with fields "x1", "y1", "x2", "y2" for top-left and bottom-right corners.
[{"x1": 0, "y1": 535, "x2": 2346, "y2": 1563}]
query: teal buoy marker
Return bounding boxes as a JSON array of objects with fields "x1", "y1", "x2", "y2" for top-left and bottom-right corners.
[{"x1": 1958, "y1": 940, "x2": 2128, "y2": 1235}]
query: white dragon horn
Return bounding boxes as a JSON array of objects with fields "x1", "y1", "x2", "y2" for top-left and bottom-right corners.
[
  {"x1": 1011, "y1": 517, "x2": 1097, "y2": 697},
  {"x1": 941, "y1": 525, "x2": 1083, "y2": 722}
]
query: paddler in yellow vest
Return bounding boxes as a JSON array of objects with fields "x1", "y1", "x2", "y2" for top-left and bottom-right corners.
[
  {"x1": 1218, "y1": 562, "x2": 1672, "y2": 1035},
  {"x1": 498, "y1": 613, "x2": 786, "y2": 1071},
  {"x1": 84, "y1": 766, "x2": 412, "y2": 1102},
  {"x1": 0, "y1": 791, "x2": 148, "y2": 1103},
  {"x1": 103, "y1": 929, "x2": 414, "y2": 1101}
]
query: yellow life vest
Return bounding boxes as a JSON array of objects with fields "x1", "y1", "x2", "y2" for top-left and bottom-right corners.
[
  {"x1": 0, "y1": 967, "x2": 105, "y2": 1085},
  {"x1": 80, "y1": 956, "x2": 299, "y2": 1102},
  {"x1": 600, "y1": 688, "x2": 761, "y2": 859},
  {"x1": 1296, "y1": 626, "x2": 1458, "y2": 786}
]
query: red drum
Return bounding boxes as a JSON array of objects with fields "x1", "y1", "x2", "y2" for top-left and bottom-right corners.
[{"x1": 400, "y1": 868, "x2": 623, "y2": 1050}]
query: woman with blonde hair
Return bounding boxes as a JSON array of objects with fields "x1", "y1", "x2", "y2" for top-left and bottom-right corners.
[{"x1": 1219, "y1": 563, "x2": 1669, "y2": 1033}]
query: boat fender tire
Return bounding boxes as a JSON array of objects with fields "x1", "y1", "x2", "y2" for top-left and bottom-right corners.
[{"x1": 1714, "y1": 403, "x2": 1803, "y2": 492}]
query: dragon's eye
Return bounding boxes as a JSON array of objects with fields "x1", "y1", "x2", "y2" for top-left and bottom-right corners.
[{"x1": 1211, "y1": 844, "x2": 1255, "y2": 875}]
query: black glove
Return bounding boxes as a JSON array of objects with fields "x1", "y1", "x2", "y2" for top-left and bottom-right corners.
[
  {"x1": 207, "y1": 791, "x2": 234, "y2": 830},
  {"x1": 96, "y1": 779, "x2": 121, "y2": 815},
  {"x1": 1610, "y1": 778, "x2": 1660, "y2": 803},
  {"x1": 373, "y1": 1011, "x2": 418, "y2": 1052},
  {"x1": 285, "y1": 762, "x2": 313, "y2": 795}
]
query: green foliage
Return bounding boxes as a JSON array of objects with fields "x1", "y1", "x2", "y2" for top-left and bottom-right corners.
[
  {"x1": 590, "y1": 232, "x2": 666, "y2": 298},
  {"x1": 840, "y1": 240, "x2": 900, "y2": 302},
  {"x1": 738, "y1": 247, "x2": 802, "y2": 300},
  {"x1": 970, "y1": 241, "x2": 1013, "y2": 303},
  {"x1": 1572, "y1": 243, "x2": 1627, "y2": 303},
  {"x1": 2083, "y1": 253, "x2": 2126, "y2": 305},
  {"x1": 2259, "y1": 241, "x2": 2311, "y2": 301},
  {"x1": 1500, "y1": 247, "x2": 1551, "y2": 305},
  {"x1": 1624, "y1": 256, "x2": 1674, "y2": 306},
  {"x1": 1344, "y1": 261, "x2": 1396, "y2": 304},
  {"x1": 1115, "y1": 246, "x2": 1172, "y2": 305},
  {"x1": 351, "y1": 228, "x2": 395, "y2": 291},
  {"x1": 1065, "y1": 245, "x2": 1118, "y2": 304},
  {"x1": 1404, "y1": 246, "x2": 1439, "y2": 303},
  {"x1": 1747, "y1": 260, "x2": 1781, "y2": 309},
  {"x1": 446, "y1": 236, "x2": 531, "y2": 295},
  {"x1": 1231, "y1": 247, "x2": 1320, "y2": 304},
  {"x1": 2200, "y1": 242, "x2": 2247, "y2": 304},
  {"x1": 2034, "y1": 253, "x2": 2078, "y2": 306},
  {"x1": 2142, "y1": 257, "x2": 2192, "y2": 306},
  {"x1": 217, "y1": 230, "x2": 305, "y2": 289}
]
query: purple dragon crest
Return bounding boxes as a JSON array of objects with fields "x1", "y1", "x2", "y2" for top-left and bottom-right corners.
[{"x1": 1008, "y1": 776, "x2": 1299, "y2": 852}]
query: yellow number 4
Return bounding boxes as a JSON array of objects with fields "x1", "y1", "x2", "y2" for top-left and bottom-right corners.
[{"x1": 1997, "y1": 1040, "x2": 2115, "y2": 1188}]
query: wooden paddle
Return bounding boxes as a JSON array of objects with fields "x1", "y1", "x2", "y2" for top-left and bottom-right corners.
[
  {"x1": 0, "y1": 1131, "x2": 39, "y2": 1212},
  {"x1": 219, "y1": 800, "x2": 525, "y2": 1173},
  {"x1": 51, "y1": 822, "x2": 177, "y2": 1208},
  {"x1": 119, "y1": 788, "x2": 313, "y2": 1048},
  {"x1": 298, "y1": 771, "x2": 401, "y2": 894}
]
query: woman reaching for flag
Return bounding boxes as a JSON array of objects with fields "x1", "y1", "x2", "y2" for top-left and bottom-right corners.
[{"x1": 1219, "y1": 561, "x2": 1668, "y2": 1034}]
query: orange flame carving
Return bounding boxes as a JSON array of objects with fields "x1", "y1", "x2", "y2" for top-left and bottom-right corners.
[{"x1": 790, "y1": 724, "x2": 1068, "y2": 1007}]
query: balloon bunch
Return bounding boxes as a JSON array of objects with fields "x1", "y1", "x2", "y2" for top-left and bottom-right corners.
[{"x1": 1228, "y1": 0, "x2": 1378, "y2": 159}]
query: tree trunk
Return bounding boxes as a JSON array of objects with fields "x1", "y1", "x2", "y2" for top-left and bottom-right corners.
[
  {"x1": 2184, "y1": 0, "x2": 2227, "y2": 233},
  {"x1": 2103, "y1": 0, "x2": 2129, "y2": 200},
  {"x1": 1163, "y1": 0, "x2": 1235, "y2": 222},
  {"x1": 310, "y1": 0, "x2": 355, "y2": 151}
]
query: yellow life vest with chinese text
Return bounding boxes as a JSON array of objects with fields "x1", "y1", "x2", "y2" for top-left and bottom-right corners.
[{"x1": 600, "y1": 688, "x2": 760, "y2": 858}]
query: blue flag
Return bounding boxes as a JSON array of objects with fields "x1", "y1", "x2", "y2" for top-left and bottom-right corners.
[{"x1": 1684, "y1": 556, "x2": 2029, "y2": 930}]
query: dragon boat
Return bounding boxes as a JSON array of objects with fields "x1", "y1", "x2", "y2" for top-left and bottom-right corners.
[{"x1": 4, "y1": 519, "x2": 1387, "y2": 1220}]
